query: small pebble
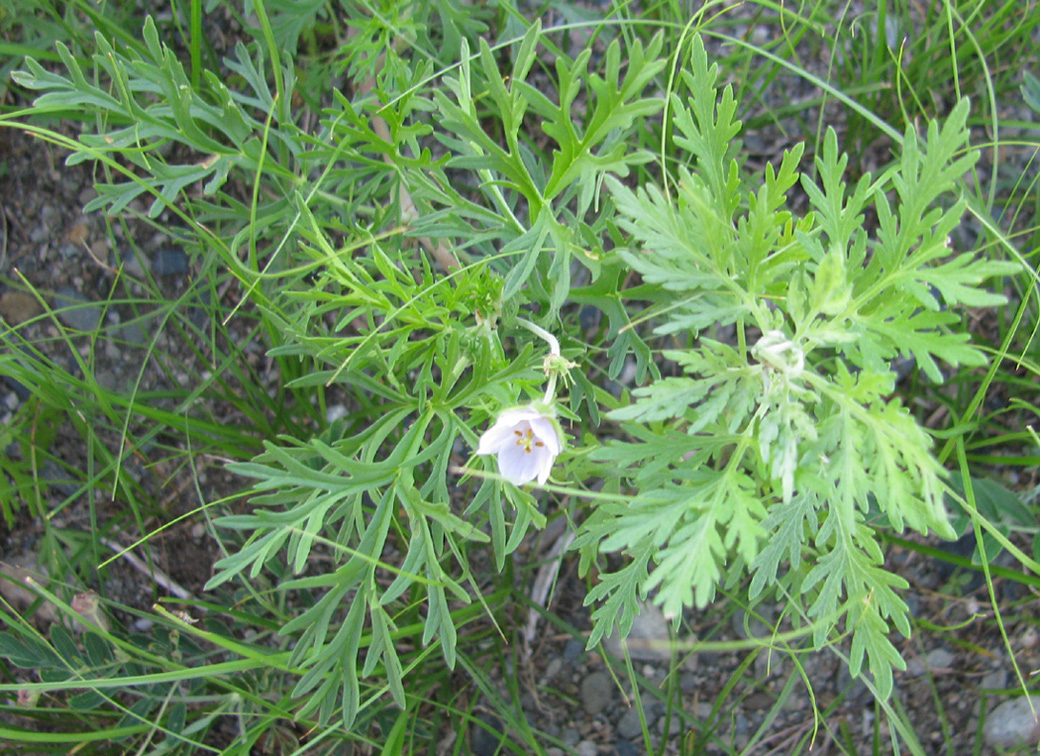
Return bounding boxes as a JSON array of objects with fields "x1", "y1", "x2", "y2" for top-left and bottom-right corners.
[
  {"x1": 731, "y1": 607, "x2": 772, "y2": 640},
  {"x1": 470, "y1": 714, "x2": 503, "y2": 756},
  {"x1": 90, "y1": 239, "x2": 111, "y2": 265},
  {"x1": 656, "y1": 714, "x2": 680, "y2": 737},
  {"x1": 618, "y1": 358, "x2": 638, "y2": 385},
  {"x1": 754, "y1": 648, "x2": 784, "y2": 678},
  {"x1": 575, "y1": 740, "x2": 597, "y2": 756},
  {"x1": 614, "y1": 741, "x2": 638, "y2": 756},
  {"x1": 95, "y1": 369, "x2": 120, "y2": 392},
  {"x1": 733, "y1": 712, "x2": 751, "y2": 748},
  {"x1": 121, "y1": 250, "x2": 146, "y2": 278},
  {"x1": 152, "y1": 247, "x2": 189, "y2": 276},
  {"x1": 904, "y1": 594, "x2": 920, "y2": 617},
  {"x1": 53, "y1": 288, "x2": 101, "y2": 332},
  {"x1": 68, "y1": 222, "x2": 89, "y2": 245},
  {"x1": 187, "y1": 287, "x2": 212, "y2": 329},
  {"x1": 617, "y1": 706, "x2": 647, "y2": 739},
  {"x1": 984, "y1": 696, "x2": 1040, "y2": 749},
  {"x1": 0, "y1": 554, "x2": 53, "y2": 618},
  {"x1": 981, "y1": 669, "x2": 1007, "y2": 690},
  {"x1": 926, "y1": 648, "x2": 954, "y2": 671},
  {"x1": 581, "y1": 670, "x2": 614, "y2": 715},
  {"x1": 562, "y1": 639, "x2": 585, "y2": 663},
  {"x1": 0, "y1": 291, "x2": 43, "y2": 324},
  {"x1": 114, "y1": 321, "x2": 147, "y2": 347},
  {"x1": 603, "y1": 599, "x2": 671, "y2": 661},
  {"x1": 326, "y1": 404, "x2": 348, "y2": 423},
  {"x1": 835, "y1": 666, "x2": 870, "y2": 702}
]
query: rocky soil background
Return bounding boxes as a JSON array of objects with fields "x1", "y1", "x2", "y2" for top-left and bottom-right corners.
[{"x1": 2, "y1": 4, "x2": 1040, "y2": 755}]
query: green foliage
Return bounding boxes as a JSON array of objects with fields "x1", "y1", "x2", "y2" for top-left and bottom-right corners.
[
  {"x1": 0, "y1": 1, "x2": 1032, "y2": 753},
  {"x1": 12, "y1": 15, "x2": 290, "y2": 219},
  {"x1": 576, "y1": 35, "x2": 1018, "y2": 699},
  {"x1": 1024, "y1": 70, "x2": 1040, "y2": 115},
  {"x1": 827, "y1": 0, "x2": 1040, "y2": 159},
  {"x1": 0, "y1": 397, "x2": 61, "y2": 526},
  {"x1": 431, "y1": 20, "x2": 665, "y2": 313}
]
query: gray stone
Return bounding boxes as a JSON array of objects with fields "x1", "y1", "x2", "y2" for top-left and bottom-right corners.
[
  {"x1": 575, "y1": 740, "x2": 597, "y2": 756},
  {"x1": 121, "y1": 250, "x2": 147, "y2": 278},
  {"x1": 95, "y1": 369, "x2": 121, "y2": 393},
  {"x1": 0, "y1": 291, "x2": 43, "y2": 324},
  {"x1": 617, "y1": 706, "x2": 649, "y2": 739},
  {"x1": 926, "y1": 648, "x2": 955, "y2": 671},
  {"x1": 470, "y1": 714, "x2": 503, "y2": 756},
  {"x1": 114, "y1": 320, "x2": 147, "y2": 347},
  {"x1": 42, "y1": 460, "x2": 78, "y2": 497},
  {"x1": 152, "y1": 246, "x2": 189, "y2": 276},
  {"x1": 581, "y1": 671, "x2": 614, "y2": 715},
  {"x1": 53, "y1": 288, "x2": 101, "y2": 331},
  {"x1": 3, "y1": 374, "x2": 30, "y2": 401},
  {"x1": 733, "y1": 712, "x2": 751, "y2": 749},
  {"x1": 981, "y1": 669, "x2": 1008, "y2": 691},
  {"x1": 603, "y1": 599, "x2": 672, "y2": 661},
  {"x1": 755, "y1": 648, "x2": 785, "y2": 678},
  {"x1": 906, "y1": 657, "x2": 925, "y2": 677},
  {"x1": 614, "y1": 741, "x2": 638, "y2": 756},
  {"x1": 984, "y1": 696, "x2": 1040, "y2": 749},
  {"x1": 904, "y1": 594, "x2": 920, "y2": 617},
  {"x1": 731, "y1": 607, "x2": 774, "y2": 640},
  {"x1": 187, "y1": 286, "x2": 212, "y2": 329},
  {"x1": 656, "y1": 714, "x2": 680, "y2": 737},
  {"x1": 835, "y1": 665, "x2": 870, "y2": 702},
  {"x1": 561, "y1": 727, "x2": 581, "y2": 746},
  {"x1": 563, "y1": 638, "x2": 586, "y2": 663}
]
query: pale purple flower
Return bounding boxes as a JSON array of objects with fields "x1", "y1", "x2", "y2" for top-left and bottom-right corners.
[{"x1": 476, "y1": 407, "x2": 562, "y2": 485}]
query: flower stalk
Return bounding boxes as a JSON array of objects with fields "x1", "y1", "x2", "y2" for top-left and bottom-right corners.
[{"x1": 516, "y1": 317, "x2": 575, "y2": 403}]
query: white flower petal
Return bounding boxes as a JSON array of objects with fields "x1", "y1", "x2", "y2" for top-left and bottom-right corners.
[
  {"x1": 474, "y1": 405, "x2": 563, "y2": 485},
  {"x1": 533, "y1": 447, "x2": 554, "y2": 485},
  {"x1": 498, "y1": 441, "x2": 543, "y2": 484},
  {"x1": 476, "y1": 418, "x2": 524, "y2": 455},
  {"x1": 495, "y1": 407, "x2": 540, "y2": 426},
  {"x1": 528, "y1": 415, "x2": 562, "y2": 456}
]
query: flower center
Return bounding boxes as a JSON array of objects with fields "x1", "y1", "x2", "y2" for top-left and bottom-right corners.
[{"x1": 513, "y1": 428, "x2": 545, "y2": 454}]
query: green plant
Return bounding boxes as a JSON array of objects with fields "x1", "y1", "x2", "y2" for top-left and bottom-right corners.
[
  {"x1": 0, "y1": 1, "x2": 1034, "y2": 753},
  {"x1": 576, "y1": 35, "x2": 1018, "y2": 699}
]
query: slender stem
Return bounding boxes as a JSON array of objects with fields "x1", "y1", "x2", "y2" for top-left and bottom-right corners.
[
  {"x1": 543, "y1": 374, "x2": 558, "y2": 405},
  {"x1": 515, "y1": 318, "x2": 561, "y2": 404},
  {"x1": 515, "y1": 318, "x2": 560, "y2": 356}
]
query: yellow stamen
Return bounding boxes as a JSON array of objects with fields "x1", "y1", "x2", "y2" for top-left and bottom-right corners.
[{"x1": 514, "y1": 428, "x2": 538, "y2": 453}]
